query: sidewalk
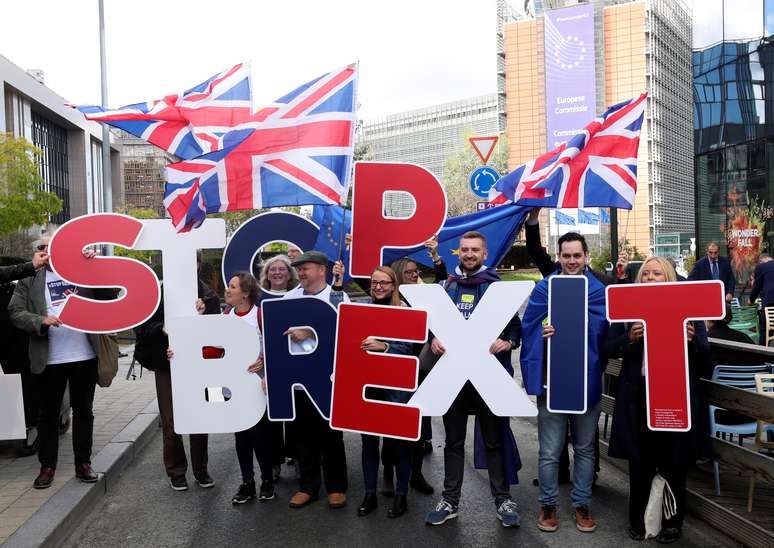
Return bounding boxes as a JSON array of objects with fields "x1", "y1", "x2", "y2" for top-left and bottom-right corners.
[{"x1": 0, "y1": 348, "x2": 157, "y2": 544}]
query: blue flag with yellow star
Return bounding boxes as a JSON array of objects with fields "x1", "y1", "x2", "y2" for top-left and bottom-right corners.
[
  {"x1": 312, "y1": 205, "x2": 352, "y2": 281},
  {"x1": 313, "y1": 203, "x2": 529, "y2": 277}
]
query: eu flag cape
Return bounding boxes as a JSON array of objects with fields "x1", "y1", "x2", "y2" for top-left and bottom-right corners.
[{"x1": 520, "y1": 269, "x2": 609, "y2": 406}]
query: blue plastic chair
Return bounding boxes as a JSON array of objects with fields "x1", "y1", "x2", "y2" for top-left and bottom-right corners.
[{"x1": 709, "y1": 364, "x2": 774, "y2": 495}]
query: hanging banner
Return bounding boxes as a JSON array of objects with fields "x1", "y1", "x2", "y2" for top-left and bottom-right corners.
[{"x1": 544, "y1": 2, "x2": 597, "y2": 150}]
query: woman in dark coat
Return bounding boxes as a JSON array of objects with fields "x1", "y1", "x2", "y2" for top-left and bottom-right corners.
[
  {"x1": 605, "y1": 256, "x2": 711, "y2": 544},
  {"x1": 357, "y1": 266, "x2": 415, "y2": 519}
]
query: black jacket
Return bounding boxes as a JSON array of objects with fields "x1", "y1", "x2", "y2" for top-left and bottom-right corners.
[
  {"x1": 604, "y1": 321, "x2": 711, "y2": 464},
  {"x1": 689, "y1": 255, "x2": 736, "y2": 296},
  {"x1": 0, "y1": 262, "x2": 35, "y2": 284},
  {"x1": 133, "y1": 281, "x2": 220, "y2": 371},
  {"x1": 524, "y1": 222, "x2": 617, "y2": 285},
  {"x1": 750, "y1": 260, "x2": 774, "y2": 305}
]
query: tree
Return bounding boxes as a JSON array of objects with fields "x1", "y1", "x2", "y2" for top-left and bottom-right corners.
[
  {"x1": 0, "y1": 133, "x2": 62, "y2": 236},
  {"x1": 113, "y1": 207, "x2": 160, "y2": 265},
  {"x1": 443, "y1": 133, "x2": 508, "y2": 216}
]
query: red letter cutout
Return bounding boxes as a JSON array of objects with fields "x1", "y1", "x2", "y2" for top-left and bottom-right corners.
[
  {"x1": 607, "y1": 281, "x2": 725, "y2": 431},
  {"x1": 349, "y1": 162, "x2": 447, "y2": 277},
  {"x1": 330, "y1": 303, "x2": 427, "y2": 440},
  {"x1": 49, "y1": 214, "x2": 161, "y2": 333}
]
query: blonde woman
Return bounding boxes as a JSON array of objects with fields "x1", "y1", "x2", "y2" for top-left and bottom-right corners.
[{"x1": 605, "y1": 257, "x2": 710, "y2": 544}]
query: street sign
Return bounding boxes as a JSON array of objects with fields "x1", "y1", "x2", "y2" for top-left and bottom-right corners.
[
  {"x1": 469, "y1": 136, "x2": 499, "y2": 164},
  {"x1": 476, "y1": 201, "x2": 496, "y2": 212},
  {"x1": 469, "y1": 166, "x2": 500, "y2": 199}
]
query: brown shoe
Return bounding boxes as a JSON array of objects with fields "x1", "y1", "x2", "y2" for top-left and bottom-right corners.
[
  {"x1": 289, "y1": 491, "x2": 318, "y2": 508},
  {"x1": 537, "y1": 506, "x2": 558, "y2": 532},
  {"x1": 75, "y1": 463, "x2": 98, "y2": 483},
  {"x1": 327, "y1": 492, "x2": 347, "y2": 509},
  {"x1": 575, "y1": 506, "x2": 597, "y2": 532},
  {"x1": 33, "y1": 467, "x2": 55, "y2": 489}
]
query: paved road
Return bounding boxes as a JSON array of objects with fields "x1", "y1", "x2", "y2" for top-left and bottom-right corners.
[{"x1": 62, "y1": 415, "x2": 737, "y2": 548}]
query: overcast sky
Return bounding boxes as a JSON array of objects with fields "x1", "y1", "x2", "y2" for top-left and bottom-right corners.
[{"x1": 0, "y1": 0, "x2": 499, "y2": 121}]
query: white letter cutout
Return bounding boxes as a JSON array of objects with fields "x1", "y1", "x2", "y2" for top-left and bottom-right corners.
[
  {"x1": 0, "y1": 372, "x2": 25, "y2": 440},
  {"x1": 133, "y1": 218, "x2": 226, "y2": 318},
  {"x1": 400, "y1": 282, "x2": 537, "y2": 416},
  {"x1": 166, "y1": 315, "x2": 265, "y2": 434}
]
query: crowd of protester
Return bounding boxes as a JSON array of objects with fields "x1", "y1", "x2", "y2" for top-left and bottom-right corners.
[{"x1": 1, "y1": 206, "x2": 765, "y2": 544}]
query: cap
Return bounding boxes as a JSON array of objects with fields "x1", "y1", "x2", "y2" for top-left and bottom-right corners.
[{"x1": 290, "y1": 250, "x2": 329, "y2": 267}]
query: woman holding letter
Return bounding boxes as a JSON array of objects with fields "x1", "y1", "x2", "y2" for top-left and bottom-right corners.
[
  {"x1": 605, "y1": 257, "x2": 709, "y2": 544},
  {"x1": 357, "y1": 266, "x2": 415, "y2": 518}
]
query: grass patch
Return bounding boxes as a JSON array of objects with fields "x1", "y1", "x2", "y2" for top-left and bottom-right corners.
[{"x1": 498, "y1": 271, "x2": 542, "y2": 282}]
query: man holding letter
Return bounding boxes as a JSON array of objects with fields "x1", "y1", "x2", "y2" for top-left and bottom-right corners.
[{"x1": 521, "y1": 232, "x2": 608, "y2": 534}]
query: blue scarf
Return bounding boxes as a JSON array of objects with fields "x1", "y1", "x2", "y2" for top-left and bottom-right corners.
[{"x1": 520, "y1": 268, "x2": 608, "y2": 406}]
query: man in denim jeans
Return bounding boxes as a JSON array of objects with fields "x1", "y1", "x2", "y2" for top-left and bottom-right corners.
[{"x1": 520, "y1": 232, "x2": 608, "y2": 533}]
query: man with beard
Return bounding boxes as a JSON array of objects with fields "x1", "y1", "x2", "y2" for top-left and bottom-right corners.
[{"x1": 425, "y1": 231, "x2": 523, "y2": 529}]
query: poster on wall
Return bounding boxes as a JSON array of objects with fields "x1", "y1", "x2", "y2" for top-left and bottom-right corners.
[{"x1": 724, "y1": 195, "x2": 771, "y2": 287}]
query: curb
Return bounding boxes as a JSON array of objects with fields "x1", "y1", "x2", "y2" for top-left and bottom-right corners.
[{"x1": 3, "y1": 400, "x2": 160, "y2": 548}]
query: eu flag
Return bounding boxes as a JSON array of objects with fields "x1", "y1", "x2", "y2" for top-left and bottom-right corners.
[{"x1": 314, "y1": 203, "x2": 529, "y2": 276}]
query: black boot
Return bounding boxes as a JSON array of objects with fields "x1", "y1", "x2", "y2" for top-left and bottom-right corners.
[
  {"x1": 387, "y1": 494, "x2": 407, "y2": 518},
  {"x1": 410, "y1": 473, "x2": 434, "y2": 495},
  {"x1": 410, "y1": 442, "x2": 433, "y2": 494},
  {"x1": 357, "y1": 492, "x2": 378, "y2": 516}
]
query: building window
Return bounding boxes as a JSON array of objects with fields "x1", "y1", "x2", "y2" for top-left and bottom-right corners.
[{"x1": 31, "y1": 112, "x2": 70, "y2": 224}]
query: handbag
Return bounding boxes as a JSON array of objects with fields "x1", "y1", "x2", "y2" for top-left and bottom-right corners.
[
  {"x1": 95, "y1": 333, "x2": 119, "y2": 388},
  {"x1": 644, "y1": 473, "x2": 677, "y2": 538}
]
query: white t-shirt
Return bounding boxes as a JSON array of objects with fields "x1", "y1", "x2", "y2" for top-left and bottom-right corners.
[
  {"x1": 282, "y1": 284, "x2": 350, "y2": 355},
  {"x1": 225, "y1": 304, "x2": 262, "y2": 344},
  {"x1": 45, "y1": 270, "x2": 96, "y2": 365}
]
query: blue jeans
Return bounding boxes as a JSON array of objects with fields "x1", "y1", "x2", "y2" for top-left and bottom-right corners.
[{"x1": 537, "y1": 395, "x2": 600, "y2": 508}]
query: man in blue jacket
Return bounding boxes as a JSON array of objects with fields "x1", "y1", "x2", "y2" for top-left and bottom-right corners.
[
  {"x1": 521, "y1": 232, "x2": 608, "y2": 534},
  {"x1": 749, "y1": 253, "x2": 774, "y2": 345},
  {"x1": 424, "y1": 231, "x2": 523, "y2": 528},
  {"x1": 688, "y1": 242, "x2": 735, "y2": 302}
]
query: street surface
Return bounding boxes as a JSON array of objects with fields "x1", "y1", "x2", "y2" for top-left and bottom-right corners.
[{"x1": 63, "y1": 415, "x2": 736, "y2": 548}]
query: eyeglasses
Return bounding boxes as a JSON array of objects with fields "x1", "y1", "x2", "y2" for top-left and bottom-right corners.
[
  {"x1": 403, "y1": 269, "x2": 418, "y2": 277},
  {"x1": 370, "y1": 280, "x2": 394, "y2": 288},
  {"x1": 36, "y1": 244, "x2": 48, "y2": 251},
  {"x1": 268, "y1": 266, "x2": 288, "y2": 273}
]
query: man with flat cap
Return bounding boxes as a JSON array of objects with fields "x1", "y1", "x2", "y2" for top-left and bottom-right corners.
[{"x1": 282, "y1": 251, "x2": 350, "y2": 510}]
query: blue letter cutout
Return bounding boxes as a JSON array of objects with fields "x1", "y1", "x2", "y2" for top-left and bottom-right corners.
[
  {"x1": 547, "y1": 275, "x2": 588, "y2": 414},
  {"x1": 261, "y1": 297, "x2": 337, "y2": 420},
  {"x1": 221, "y1": 211, "x2": 320, "y2": 286}
]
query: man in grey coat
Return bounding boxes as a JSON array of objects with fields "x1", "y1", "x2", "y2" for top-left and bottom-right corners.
[
  {"x1": 0, "y1": 249, "x2": 47, "y2": 283},
  {"x1": 8, "y1": 235, "x2": 105, "y2": 489}
]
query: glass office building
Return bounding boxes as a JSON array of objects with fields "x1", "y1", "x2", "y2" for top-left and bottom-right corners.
[{"x1": 694, "y1": 0, "x2": 774, "y2": 288}]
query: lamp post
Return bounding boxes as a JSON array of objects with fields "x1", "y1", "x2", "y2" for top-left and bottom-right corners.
[{"x1": 98, "y1": 0, "x2": 112, "y2": 213}]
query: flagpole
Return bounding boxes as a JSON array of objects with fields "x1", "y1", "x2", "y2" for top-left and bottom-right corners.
[
  {"x1": 610, "y1": 208, "x2": 619, "y2": 266},
  {"x1": 98, "y1": 0, "x2": 112, "y2": 213},
  {"x1": 336, "y1": 208, "x2": 346, "y2": 262}
]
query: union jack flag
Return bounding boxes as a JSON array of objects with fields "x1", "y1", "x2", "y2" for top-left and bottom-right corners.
[
  {"x1": 492, "y1": 93, "x2": 647, "y2": 210},
  {"x1": 75, "y1": 63, "x2": 252, "y2": 160},
  {"x1": 164, "y1": 64, "x2": 357, "y2": 232}
]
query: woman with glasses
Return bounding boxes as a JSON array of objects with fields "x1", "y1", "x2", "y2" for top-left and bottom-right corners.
[
  {"x1": 256, "y1": 254, "x2": 299, "y2": 484},
  {"x1": 258, "y1": 254, "x2": 299, "y2": 295},
  {"x1": 388, "y1": 251, "x2": 441, "y2": 497},
  {"x1": 605, "y1": 257, "x2": 710, "y2": 544},
  {"x1": 357, "y1": 266, "x2": 415, "y2": 519}
]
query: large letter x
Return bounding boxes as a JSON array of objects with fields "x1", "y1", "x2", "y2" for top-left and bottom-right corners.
[{"x1": 399, "y1": 282, "x2": 537, "y2": 417}]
